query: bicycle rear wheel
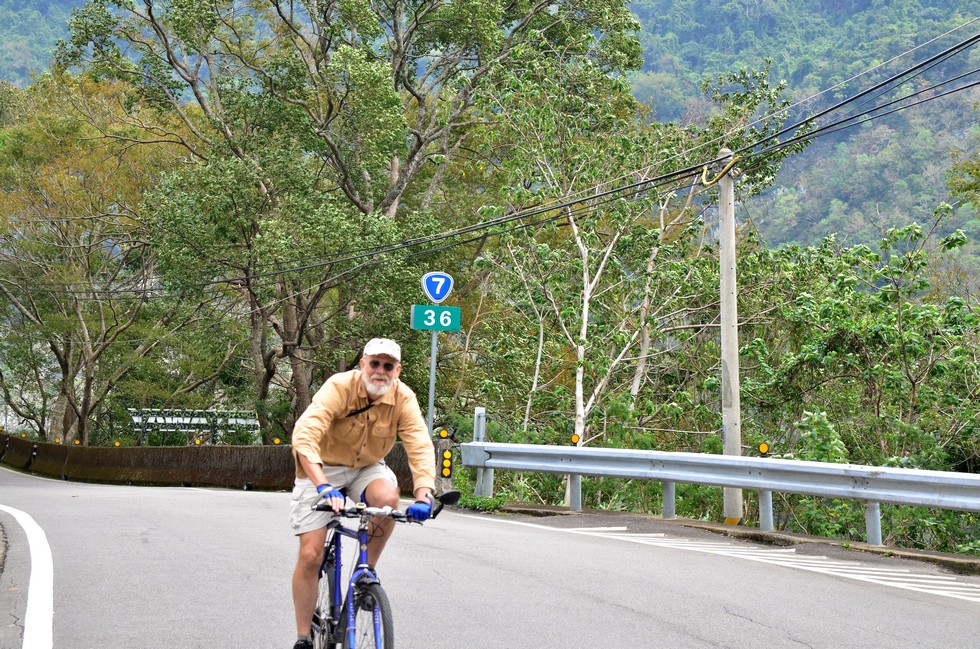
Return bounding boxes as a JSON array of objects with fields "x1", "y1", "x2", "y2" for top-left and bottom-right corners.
[{"x1": 341, "y1": 582, "x2": 394, "y2": 649}]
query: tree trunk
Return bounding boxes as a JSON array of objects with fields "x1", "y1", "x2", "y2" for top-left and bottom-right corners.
[
  {"x1": 49, "y1": 391, "x2": 71, "y2": 442},
  {"x1": 285, "y1": 302, "x2": 312, "y2": 418},
  {"x1": 630, "y1": 245, "x2": 660, "y2": 400},
  {"x1": 523, "y1": 317, "x2": 545, "y2": 433},
  {"x1": 248, "y1": 299, "x2": 279, "y2": 444}
]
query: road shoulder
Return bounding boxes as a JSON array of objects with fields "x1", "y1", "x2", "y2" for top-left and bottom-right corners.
[
  {"x1": 0, "y1": 510, "x2": 29, "y2": 648},
  {"x1": 497, "y1": 502, "x2": 980, "y2": 576}
]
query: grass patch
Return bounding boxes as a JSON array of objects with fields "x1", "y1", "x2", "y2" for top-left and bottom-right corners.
[{"x1": 458, "y1": 493, "x2": 507, "y2": 512}]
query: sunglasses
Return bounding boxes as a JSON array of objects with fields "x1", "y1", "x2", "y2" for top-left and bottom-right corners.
[{"x1": 368, "y1": 359, "x2": 397, "y2": 372}]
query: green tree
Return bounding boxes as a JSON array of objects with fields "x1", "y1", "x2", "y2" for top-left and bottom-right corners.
[
  {"x1": 0, "y1": 76, "x2": 230, "y2": 443},
  {"x1": 55, "y1": 0, "x2": 644, "y2": 438}
]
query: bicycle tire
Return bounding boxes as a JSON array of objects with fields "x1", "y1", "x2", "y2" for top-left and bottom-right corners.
[
  {"x1": 313, "y1": 550, "x2": 338, "y2": 649},
  {"x1": 341, "y1": 582, "x2": 394, "y2": 649}
]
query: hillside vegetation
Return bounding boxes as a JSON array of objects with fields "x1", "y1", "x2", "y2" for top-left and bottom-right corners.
[
  {"x1": 0, "y1": 0, "x2": 78, "y2": 87},
  {"x1": 5, "y1": 1, "x2": 980, "y2": 249},
  {"x1": 2, "y1": 0, "x2": 980, "y2": 552},
  {"x1": 632, "y1": 0, "x2": 980, "y2": 251}
]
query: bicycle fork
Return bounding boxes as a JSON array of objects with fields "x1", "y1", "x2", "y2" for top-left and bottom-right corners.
[{"x1": 313, "y1": 532, "x2": 343, "y2": 645}]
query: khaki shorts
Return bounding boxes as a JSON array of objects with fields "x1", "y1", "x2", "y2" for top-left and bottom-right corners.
[{"x1": 288, "y1": 461, "x2": 398, "y2": 536}]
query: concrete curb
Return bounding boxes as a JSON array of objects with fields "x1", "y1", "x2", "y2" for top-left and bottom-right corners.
[{"x1": 498, "y1": 502, "x2": 980, "y2": 576}]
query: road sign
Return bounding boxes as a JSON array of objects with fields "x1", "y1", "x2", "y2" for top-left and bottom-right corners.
[
  {"x1": 410, "y1": 304, "x2": 461, "y2": 331},
  {"x1": 421, "y1": 272, "x2": 454, "y2": 304}
]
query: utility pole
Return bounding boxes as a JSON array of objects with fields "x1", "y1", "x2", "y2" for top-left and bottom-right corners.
[{"x1": 718, "y1": 148, "x2": 743, "y2": 524}]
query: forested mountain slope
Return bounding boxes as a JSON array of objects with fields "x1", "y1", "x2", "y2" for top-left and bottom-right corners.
[
  {"x1": 3, "y1": 0, "x2": 980, "y2": 250},
  {"x1": 632, "y1": 0, "x2": 980, "y2": 250},
  {"x1": 0, "y1": 0, "x2": 77, "y2": 87}
]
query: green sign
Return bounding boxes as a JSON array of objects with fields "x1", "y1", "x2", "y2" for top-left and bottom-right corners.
[{"x1": 410, "y1": 304, "x2": 461, "y2": 331}]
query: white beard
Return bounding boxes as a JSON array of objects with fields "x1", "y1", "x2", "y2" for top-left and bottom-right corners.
[{"x1": 363, "y1": 375, "x2": 391, "y2": 399}]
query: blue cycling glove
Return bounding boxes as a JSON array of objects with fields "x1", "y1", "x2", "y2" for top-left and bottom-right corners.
[
  {"x1": 406, "y1": 496, "x2": 433, "y2": 521},
  {"x1": 317, "y1": 483, "x2": 345, "y2": 505}
]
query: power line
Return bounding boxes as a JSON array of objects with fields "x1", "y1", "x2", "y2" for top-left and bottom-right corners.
[
  {"x1": 734, "y1": 29, "x2": 980, "y2": 160},
  {"x1": 12, "y1": 26, "x2": 980, "y2": 298}
]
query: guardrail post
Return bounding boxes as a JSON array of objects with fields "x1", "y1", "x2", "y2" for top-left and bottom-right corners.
[
  {"x1": 473, "y1": 408, "x2": 491, "y2": 497},
  {"x1": 662, "y1": 481, "x2": 676, "y2": 519},
  {"x1": 759, "y1": 490, "x2": 773, "y2": 531},
  {"x1": 569, "y1": 474, "x2": 582, "y2": 511},
  {"x1": 865, "y1": 501, "x2": 883, "y2": 546}
]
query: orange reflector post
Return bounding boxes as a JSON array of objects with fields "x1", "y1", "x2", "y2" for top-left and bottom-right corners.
[{"x1": 570, "y1": 433, "x2": 580, "y2": 445}]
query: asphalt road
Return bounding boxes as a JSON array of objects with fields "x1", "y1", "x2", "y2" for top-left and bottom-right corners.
[{"x1": 3, "y1": 465, "x2": 980, "y2": 648}]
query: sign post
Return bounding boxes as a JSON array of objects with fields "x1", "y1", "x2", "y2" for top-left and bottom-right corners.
[{"x1": 411, "y1": 272, "x2": 459, "y2": 435}]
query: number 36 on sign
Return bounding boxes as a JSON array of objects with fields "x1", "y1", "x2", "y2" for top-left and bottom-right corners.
[{"x1": 410, "y1": 304, "x2": 461, "y2": 331}]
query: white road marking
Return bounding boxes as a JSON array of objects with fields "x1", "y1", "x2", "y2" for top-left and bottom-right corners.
[
  {"x1": 456, "y1": 513, "x2": 980, "y2": 603},
  {"x1": 580, "y1": 528, "x2": 980, "y2": 603},
  {"x1": 0, "y1": 504, "x2": 54, "y2": 648}
]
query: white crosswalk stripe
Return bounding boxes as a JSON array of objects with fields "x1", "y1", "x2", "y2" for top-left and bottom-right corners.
[{"x1": 573, "y1": 530, "x2": 980, "y2": 603}]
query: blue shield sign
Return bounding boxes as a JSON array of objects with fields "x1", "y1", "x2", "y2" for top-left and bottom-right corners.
[{"x1": 421, "y1": 272, "x2": 454, "y2": 304}]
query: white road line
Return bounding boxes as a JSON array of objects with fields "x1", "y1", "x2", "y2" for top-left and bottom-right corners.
[
  {"x1": 579, "y1": 529, "x2": 980, "y2": 604},
  {"x1": 0, "y1": 505, "x2": 53, "y2": 649},
  {"x1": 458, "y1": 515, "x2": 980, "y2": 604}
]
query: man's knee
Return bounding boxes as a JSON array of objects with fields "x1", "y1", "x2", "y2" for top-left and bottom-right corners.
[
  {"x1": 365, "y1": 479, "x2": 399, "y2": 508},
  {"x1": 296, "y1": 533, "x2": 325, "y2": 570}
]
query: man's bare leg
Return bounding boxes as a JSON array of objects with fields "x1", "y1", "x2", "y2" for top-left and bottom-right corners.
[
  {"x1": 363, "y1": 478, "x2": 400, "y2": 566},
  {"x1": 292, "y1": 526, "x2": 328, "y2": 635}
]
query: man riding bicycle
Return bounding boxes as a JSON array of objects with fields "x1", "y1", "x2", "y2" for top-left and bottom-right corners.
[{"x1": 289, "y1": 338, "x2": 435, "y2": 649}]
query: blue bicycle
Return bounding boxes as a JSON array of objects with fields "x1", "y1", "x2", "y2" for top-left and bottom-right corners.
[{"x1": 310, "y1": 491, "x2": 460, "y2": 649}]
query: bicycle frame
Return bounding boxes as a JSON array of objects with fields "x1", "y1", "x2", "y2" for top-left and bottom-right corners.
[
  {"x1": 312, "y1": 492, "x2": 460, "y2": 648},
  {"x1": 320, "y1": 513, "x2": 383, "y2": 648}
]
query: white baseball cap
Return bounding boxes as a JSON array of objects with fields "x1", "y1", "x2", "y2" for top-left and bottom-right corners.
[{"x1": 363, "y1": 338, "x2": 401, "y2": 362}]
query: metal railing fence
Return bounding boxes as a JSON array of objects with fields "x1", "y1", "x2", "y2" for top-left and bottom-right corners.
[
  {"x1": 128, "y1": 408, "x2": 260, "y2": 445},
  {"x1": 459, "y1": 442, "x2": 980, "y2": 545}
]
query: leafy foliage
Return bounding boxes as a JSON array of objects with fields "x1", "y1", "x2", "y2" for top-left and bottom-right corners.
[
  {"x1": 2, "y1": 0, "x2": 980, "y2": 556},
  {"x1": 0, "y1": 0, "x2": 81, "y2": 87}
]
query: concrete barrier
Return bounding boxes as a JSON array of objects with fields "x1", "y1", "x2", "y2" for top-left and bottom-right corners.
[
  {"x1": 27, "y1": 442, "x2": 71, "y2": 478},
  {"x1": 0, "y1": 433, "x2": 414, "y2": 493},
  {"x1": 0, "y1": 435, "x2": 34, "y2": 470},
  {"x1": 61, "y1": 444, "x2": 294, "y2": 489}
]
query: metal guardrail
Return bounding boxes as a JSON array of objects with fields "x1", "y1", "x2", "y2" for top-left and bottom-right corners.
[{"x1": 459, "y1": 442, "x2": 980, "y2": 545}]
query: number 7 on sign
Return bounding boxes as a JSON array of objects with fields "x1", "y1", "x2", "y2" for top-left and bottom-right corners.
[{"x1": 421, "y1": 272, "x2": 454, "y2": 304}]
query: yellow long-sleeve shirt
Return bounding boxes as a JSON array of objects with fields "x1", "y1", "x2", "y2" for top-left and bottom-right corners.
[{"x1": 291, "y1": 369, "x2": 435, "y2": 492}]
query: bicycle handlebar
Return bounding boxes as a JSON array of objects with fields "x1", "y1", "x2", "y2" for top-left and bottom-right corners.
[
  {"x1": 312, "y1": 502, "x2": 408, "y2": 519},
  {"x1": 312, "y1": 490, "x2": 461, "y2": 523}
]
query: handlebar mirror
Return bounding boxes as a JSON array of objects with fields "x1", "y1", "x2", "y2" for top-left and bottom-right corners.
[
  {"x1": 431, "y1": 490, "x2": 461, "y2": 519},
  {"x1": 437, "y1": 491, "x2": 461, "y2": 506}
]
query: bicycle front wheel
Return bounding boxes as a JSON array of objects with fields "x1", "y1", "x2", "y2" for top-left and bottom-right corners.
[
  {"x1": 342, "y1": 582, "x2": 394, "y2": 649},
  {"x1": 313, "y1": 553, "x2": 337, "y2": 649}
]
